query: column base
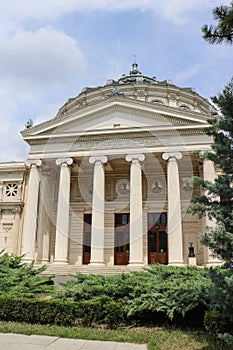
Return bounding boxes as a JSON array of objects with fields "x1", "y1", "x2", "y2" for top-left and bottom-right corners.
[
  {"x1": 205, "y1": 261, "x2": 223, "y2": 267},
  {"x1": 168, "y1": 262, "x2": 186, "y2": 266},
  {"x1": 22, "y1": 257, "x2": 34, "y2": 263},
  {"x1": 36, "y1": 259, "x2": 49, "y2": 265},
  {"x1": 128, "y1": 262, "x2": 145, "y2": 267},
  {"x1": 88, "y1": 261, "x2": 105, "y2": 266},
  {"x1": 53, "y1": 259, "x2": 68, "y2": 264}
]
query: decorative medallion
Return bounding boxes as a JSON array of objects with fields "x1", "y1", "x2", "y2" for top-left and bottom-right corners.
[
  {"x1": 151, "y1": 180, "x2": 163, "y2": 193},
  {"x1": 182, "y1": 181, "x2": 193, "y2": 192},
  {"x1": 116, "y1": 179, "x2": 130, "y2": 195}
]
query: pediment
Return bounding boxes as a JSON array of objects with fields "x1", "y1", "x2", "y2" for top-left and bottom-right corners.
[{"x1": 22, "y1": 98, "x2": 208, "y2": 141}]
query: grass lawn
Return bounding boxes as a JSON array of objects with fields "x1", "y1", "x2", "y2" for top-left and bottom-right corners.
[{"x1": 0, "y1": 321, "x2": 227, "y2": 350}]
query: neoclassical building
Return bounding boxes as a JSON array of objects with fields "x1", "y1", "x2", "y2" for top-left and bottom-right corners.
[{"x1": 0, "y1": 63, "x2": 220, "y2": 273}]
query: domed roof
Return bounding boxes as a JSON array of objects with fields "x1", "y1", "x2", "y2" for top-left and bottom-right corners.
[
  {"x1": 105, "y1": 62, "x2": 173, "y2": 88},
  {"x1": 117, "y1": 62, "x2": 158, "y2": 85},
  {"x1": 53, "y1": 62, "x2": 217, "y2": 119}
]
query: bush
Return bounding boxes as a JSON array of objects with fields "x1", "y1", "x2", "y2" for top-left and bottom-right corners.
[
  {"x1": 101, "y1": 301, "x2": 125, "y2": 329},
  {"x1": 203, "y1": 267, "x2": 233, "y2": 344},
  {"x1": 0, "y1": 251, "x2": 54, "y2": 297},
  {"x1": 204, "y1": 310, "x2": 226, "y2": 338},
  {"x1": 56, "y1": 265, "x2": 212, "y2": 327},
  {"x1": 0, "y1": 295, "x2": 124, "y2": 328}
]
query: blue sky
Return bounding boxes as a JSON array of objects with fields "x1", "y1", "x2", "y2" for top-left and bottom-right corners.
[{"x1": 0, "y1": 0, "x2": 232, "y2": 162}]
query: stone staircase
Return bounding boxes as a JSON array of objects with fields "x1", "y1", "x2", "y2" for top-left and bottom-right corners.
[{"x1": 36, "y1": 264, "x2": 146, "y2": 276}]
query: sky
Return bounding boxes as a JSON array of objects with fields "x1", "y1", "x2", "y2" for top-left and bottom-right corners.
[{"x1": 0, "y1": 0, "x2": 232, "y2": 162}]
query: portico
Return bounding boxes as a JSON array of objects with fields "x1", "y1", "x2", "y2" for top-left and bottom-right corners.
[{"x1": 20, "y1": 148, "x2": 194, "y2": 267}]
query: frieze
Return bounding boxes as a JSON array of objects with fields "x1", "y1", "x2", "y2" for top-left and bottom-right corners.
[{"x1": 29, "y1": 127, "x2": 206, "y2": 147}]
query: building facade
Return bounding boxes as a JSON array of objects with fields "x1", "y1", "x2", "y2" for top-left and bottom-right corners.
[{"x1": 0, "y1": 63, "x2": 220, "y2": 272}]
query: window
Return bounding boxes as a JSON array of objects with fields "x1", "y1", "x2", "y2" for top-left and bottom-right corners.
[
  {"x1": 5, "y1": 183, "x2": 18, "y2": 197},
  {"x1": 180, "y1": 105, "x2": 190, "y2": 111},
  {"x1": 152, "y1": 99, "x2": 164, "y2": 105},
  {"x1": 148, "y1": 213, "x2": 167, "y2": 226}
]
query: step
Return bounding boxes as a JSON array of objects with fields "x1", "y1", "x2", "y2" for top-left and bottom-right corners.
[{"x1": 35, "y1": 264, "x2": 146, "y2": 276}]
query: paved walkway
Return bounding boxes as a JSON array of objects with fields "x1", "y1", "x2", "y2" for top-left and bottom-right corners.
[{"x1": 0, "y1": 333, "x2": 147, "y2": 350}]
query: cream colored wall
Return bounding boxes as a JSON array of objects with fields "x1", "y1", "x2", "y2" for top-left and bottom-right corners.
[
  {"x1": 142, "y1": 210, "x2": 148, "y2": 265},
  {"x1": 69, "y1": 208, "x2": 84, "y2": 265},
  {"x1": 0, "y1": 165, "x2": 25, "y2": 256},
  {"x1": 0, "y1": 210, "x2": 21, "y2": 254},
  {"x1": 104, "y1": 211, "x2": 114, "y2": 266},
  {"x1": 182, "y1": 212, "x2": 203, "y2": 265}
]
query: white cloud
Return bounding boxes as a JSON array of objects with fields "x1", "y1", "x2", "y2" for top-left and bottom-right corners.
[
  {"x1": 0, "y1": 27, "x2": 85, "y2": 87},
  {"x1": 0, "y1": 24, "x2": 86, "y2": 162},
  {"x1": 0, "y1": 0, "x2": 231, "y2": 162},
  {"x1": 0, "y1": 0, "x2": 231, "y2": 27},
  {"x1": 175, "y1": 63, "x2": 207, "y2": 84},
  {"x1": 151, "y1": 0, "x2": 231, "y2": 24}
]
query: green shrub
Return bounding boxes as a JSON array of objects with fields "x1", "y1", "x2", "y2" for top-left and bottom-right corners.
[
  {"x1": 101, "y1": 301, "x2": 125, "y2": 329},
  {"x1": 0, "y1": 251, "x2": 54, "y2": 297},
  {"x1": 56, "y1": 265, "x2": 212, "y2": 327},
  {"x1": 203, "y1": 267, "x2": 233, "y2": 344},
  {"x1": 0, "y1": 295, "x2": 124, "y2": 328},
  {"x1": 204, "y1": 310, "x2": 226, "y2": 338}
]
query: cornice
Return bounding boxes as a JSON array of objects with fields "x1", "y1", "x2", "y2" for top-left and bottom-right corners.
[
  {"x1": 0, "y1": 162, "x2": 25, "y2": 172},
  {"x1": 28, "y1": 127, "x2": 209, "y2": 147}
]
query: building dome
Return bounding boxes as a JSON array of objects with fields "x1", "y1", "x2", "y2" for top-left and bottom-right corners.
[{"x1": 55, "y1": 62, "x2": 216, "y2": 119}]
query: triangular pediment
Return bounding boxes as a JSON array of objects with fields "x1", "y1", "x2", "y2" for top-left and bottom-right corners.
[{"x1": 22, "y1": 98, "x2": 208, "y2": 141}]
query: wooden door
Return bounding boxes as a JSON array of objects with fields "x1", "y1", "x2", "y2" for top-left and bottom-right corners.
[
  {"x1": 115, "y1": 214, "x2": 130, "y2": 265},
  {"x1": 83, "y1": 214, "x2": 92, "y2": 264},
  {"x1": 148, "y1": 213, "x2": 168, "y2": 264}
]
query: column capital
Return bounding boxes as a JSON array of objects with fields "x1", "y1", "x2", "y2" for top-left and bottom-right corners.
[
  {"x1": 162, "y1": 152, "x2": 182, "y2": 161},
  {"x1": 125, "y1": 153, "x2": 145, "y2": 163},
  {"x1": 89, "y1": 156, "x2": 108, "y2": 165},
  {"x1": 25, "y1": 159, "x2": 42, "y2": 168},
  {"x1": 56, "y1": 157, "x2": 73, "y2": 167}
]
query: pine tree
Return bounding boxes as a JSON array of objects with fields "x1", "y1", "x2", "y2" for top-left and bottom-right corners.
[
  {"x1": 191, "y1": 78, "x2": 233, "y2": 263},
  {"x1": 202, "y1": 2, "x2": 233, "y2": 44}
]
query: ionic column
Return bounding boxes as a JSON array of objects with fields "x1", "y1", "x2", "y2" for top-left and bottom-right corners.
[
  {"x1": 126, "y1": 153, "x2": 145, "y2": 266},
  {"x1": 22, "y1": 159, "x2": 42, "y2": 261},
  {"x1": 162, "y1": 152, "x2": 184, "y2": 265},
  {"x1": 203, "y1": 158, "x2": 221, "y2": 265},
  {"x1": 89, "y1": 156, "x2": 108, "y2": 265},
  {"x1": 37, "y1": 167, "x2": 55, "y2": 263},
  {"x1": 54, "y1": 158, "x2": 73, "y2": 264}
]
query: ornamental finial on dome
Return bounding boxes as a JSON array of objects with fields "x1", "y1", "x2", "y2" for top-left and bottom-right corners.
[{"x1": 130, "y1": 55, "x2": 141, "y2": 75}]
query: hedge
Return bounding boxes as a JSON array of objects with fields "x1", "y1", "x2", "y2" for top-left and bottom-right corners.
[{"x1": 0, "y1": 295, "x2": 124, "y2": 328}]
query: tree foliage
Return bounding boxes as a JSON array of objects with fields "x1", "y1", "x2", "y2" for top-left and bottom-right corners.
[
  {"x1": 0, "y1": 251, "x2": 54, "y2": 297},
  {"x1": 202, "y1": 2, "x2": 233, "y2": 44},
  {"x1": 190, "y1": 79, "x2": 233, "y2": 343},
  {"x1": 191, "y1": 78, "x2": 233, "y2": 263}
]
